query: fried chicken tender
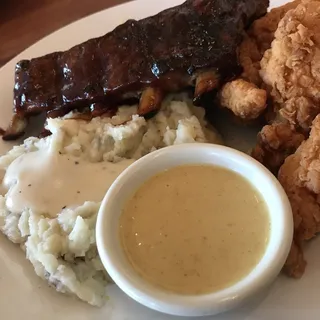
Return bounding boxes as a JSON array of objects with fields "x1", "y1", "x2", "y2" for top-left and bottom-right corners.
[
  {"x1": 249, "y1": 0, "x2": 301, "y2": 54},
  {"x1": 278, "y1": 115, "x2": 320, "y2": 277},
  {"x1": 284, "y1": 240, "x2": 306, "y2": 278},
  {"x1": 219, "y1": 79, "x2": 267, "y2": 120},
  {"x1": 260, "y1": 0, "x2": 320, "y2": 129},
  {"x1": 252, "y1": 123, "x2": 305, "y2": 174},
  {"x1": 253, "y1": 0, "x2": 320, "y2": 172},
  {"x1": 239, "y1": 0, "x2": 301, "y2": 85},
  {"x1": 222, "y1": 1, "x2": 301, "y2": 123},
  {"x1": 239, "y1": 35, "x2": 263, "y2": 86}
]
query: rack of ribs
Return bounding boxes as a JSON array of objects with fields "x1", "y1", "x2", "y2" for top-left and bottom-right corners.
[{"x1": 2, "y1": 0, "x2": 269, "y2": 140}]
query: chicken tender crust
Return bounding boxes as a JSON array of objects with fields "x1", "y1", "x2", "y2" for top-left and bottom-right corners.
[
  {"x1": 219, "y1": 79, "x2": 267, "y2": 120},
  {"x1": 279, "y1": 115, "x2": 320, "y2": 277},
  {"x1": 252, "y1": 123, "x2": 305, "y2": 174},
  {"x1": 226, "y1": 1, "x2": 301, "y2": 125},
  {"x1": 239, "y1": 0, "x2": 301, "y2": 85},
  {"x1": 260, "y1": 0, "x2": 320, "y2": 131},
  {"x1": 252, "y1": 0, "x2": 320, "y2": 173}
]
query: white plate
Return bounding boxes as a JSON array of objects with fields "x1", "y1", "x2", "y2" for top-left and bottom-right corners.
[{"x1": 0, "y1": 0, "x2": 318, "y2": 319}]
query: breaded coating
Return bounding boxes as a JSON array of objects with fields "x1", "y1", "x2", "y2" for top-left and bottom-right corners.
[
  {"x1": 249, "y1": 0, "x2": 301, "y2": 54},
  {"x1": 239, "y1": 0, "x2": 301, "y2": 85},
  {"x1": 252, "y1": 123, "x2": 305, "y2": 174},
  {"x1": 239, "y1": 35, "x2": 263, "y2": 85},
  {"x1": 224, "y1": 1, "x2": 301, "y2": 123},
  {"x1": 260, "y1": 0, "x2": 320, "y2": 131},
  {"x1": 283, "y1": 241, "x2": 306, "y2": 278},
  {"x1": 219, "y1": 79, "x2": 267, "y2": 120},
  {"x1": 279, "y1": 115, "x2": 320, "y2": 277},
  {"x1": 253, "y1": 0, "x2": 320, "y2": 172}
]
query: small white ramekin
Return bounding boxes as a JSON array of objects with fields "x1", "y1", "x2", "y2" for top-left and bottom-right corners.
[{"x1": 96, "y1": 143, "x2": 293, "y2": 317}]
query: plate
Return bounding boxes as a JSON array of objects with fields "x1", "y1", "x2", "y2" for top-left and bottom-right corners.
[{"x1": 0, "y1": 0, "x2": 318, "y2": 319}]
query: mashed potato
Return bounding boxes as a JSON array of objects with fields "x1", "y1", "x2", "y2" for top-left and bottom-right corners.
[{"x1": 0, "y1": 94, "x2": 221, "y2": 306}]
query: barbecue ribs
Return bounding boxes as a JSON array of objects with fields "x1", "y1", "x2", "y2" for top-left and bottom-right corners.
[{"x1": 2, "y1": 0, "x2": 269, "y2": 140}]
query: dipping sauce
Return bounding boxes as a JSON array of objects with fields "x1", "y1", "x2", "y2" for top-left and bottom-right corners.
[
  {"x1": 119, "y1": 165, "x2": 270, "y2": 295},
  {"x1": 3, "y1": 150, "x2": 134, "y2": 216}
]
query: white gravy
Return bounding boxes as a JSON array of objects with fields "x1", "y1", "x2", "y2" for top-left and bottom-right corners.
[{"x1": 3, "y1": 150, "x2": 134, "y2": 216}]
